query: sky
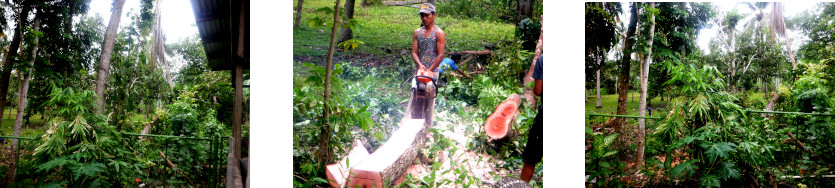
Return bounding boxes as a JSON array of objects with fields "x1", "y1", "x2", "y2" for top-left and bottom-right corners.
[
  {"x1": 616, "y1": 2, "x2": 819, "y2": 56},
  {"x1": 87, "y1": 0, "x2": 200, "y2": 73},
  {"x1": 88, "y1": 0, "x2": 200, "y2": 45}
]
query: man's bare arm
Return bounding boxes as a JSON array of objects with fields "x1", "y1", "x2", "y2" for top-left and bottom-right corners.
[{"x1": 428, "y1": 30, "x2": 445, "y2": 71}]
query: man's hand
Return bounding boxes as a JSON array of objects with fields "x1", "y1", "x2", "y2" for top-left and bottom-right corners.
[{"x1": 418, "y1": 64, "x2": 427, "y2": 71}]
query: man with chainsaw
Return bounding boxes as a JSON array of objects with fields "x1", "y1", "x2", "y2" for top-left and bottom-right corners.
[{"x1": 411, "y1": 3, "x2": 445, "y2": 80}]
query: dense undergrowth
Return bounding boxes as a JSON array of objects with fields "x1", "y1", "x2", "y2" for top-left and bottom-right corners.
[{"x1": 585, "y1": 60, "x2": 835, "y2": 187}]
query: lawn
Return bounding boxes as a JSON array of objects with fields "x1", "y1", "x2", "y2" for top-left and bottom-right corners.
[
  {"x1": 293, "y1": 0, "x2": 515, "y2": 56},
  {"x1": 0, "y1": 109, "x2": 47, "y2": 138},
  {"x1": 584, "y1": 91, "x2": 669, "y2": 116}
]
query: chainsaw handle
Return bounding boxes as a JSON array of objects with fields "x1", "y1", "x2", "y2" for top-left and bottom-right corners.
[{"x1": 413, "y1": 75, "x2": 437, "y2": 84}]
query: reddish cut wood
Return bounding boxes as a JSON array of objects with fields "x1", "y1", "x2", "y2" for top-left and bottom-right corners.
[
  {"x1": 326, "y1": 140, "x2": 370, "y2": 188},
  {"x1": 485, "y1": 94, "x2": 522, "y2": 140},
  {"x1": 347, "y1": 119, "x2": 426, "y2": 187}
]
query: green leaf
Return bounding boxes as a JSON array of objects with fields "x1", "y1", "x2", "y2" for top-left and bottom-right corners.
[
  {"x1": 719, "y1": 162, "x2": 741, "y2": 180},
  {"x1": 699, "y1": 175, "x2": 721, "y2": 188},
  {"x1": 702, "y1": 142, "x2": 736, "y2": 163},
  {"x1": 74, "y1": 163, "x2": 106, "y2": 180}
]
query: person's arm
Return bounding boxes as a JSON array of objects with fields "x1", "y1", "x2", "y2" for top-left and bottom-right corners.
[
  {"x1": 534, "y1": 79, "x2": 542, "y2": 96},
  {"x1": 411, "y1": 29, "x2": 426, "y2": 70},
  {"x1": 428, "y1": 29, "x2": 445, "y2": 71}
]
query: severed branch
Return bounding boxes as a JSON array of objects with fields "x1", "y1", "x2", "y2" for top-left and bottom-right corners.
[
  {"x1": 785, "y1": 132, "x2": 809, "y2": 152},
  {"x1": 158, "y1": 151, "x2": 195, "y2": 185},
  {"x1": 382, "y1": 0, "x2": 424, "y2": 6}
]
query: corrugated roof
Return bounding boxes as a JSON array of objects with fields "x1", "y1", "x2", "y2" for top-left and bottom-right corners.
[{"x1": 191, "y1": 0, "x2": 249, "y2": 71}]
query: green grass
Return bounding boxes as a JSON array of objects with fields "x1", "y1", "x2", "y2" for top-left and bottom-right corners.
[
  {"x1": 585, "y1": 91, "x2": 669, "y2": 116},
  {"x1": 0, "y1": 109, "x2": 47, "y2": 138},
  {"x1": 293, "y1": 0, "x2": 515, "y2": 56}
]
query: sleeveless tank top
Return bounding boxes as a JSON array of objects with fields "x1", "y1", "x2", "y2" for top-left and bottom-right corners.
[{"x1": 417, "y1": 26, "x2": 439, "y2": 67}]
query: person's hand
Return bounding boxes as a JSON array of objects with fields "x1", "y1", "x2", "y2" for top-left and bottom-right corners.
[
  {"x1": 418, "y1": 64, "x2": 427, "y2": 71},
  {"x1": 464, "y1": 74, "x2": 470, "y2": 78}
]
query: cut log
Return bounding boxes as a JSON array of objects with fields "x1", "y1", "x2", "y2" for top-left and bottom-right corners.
[
  {"x1": 347, "y1": 119, "x2": 427, "y2": 187},
  {"x1": 484, "y1": 94, "x2": 522, "y2": 140},
  {"x1": 382, "y1": 0, "x2": 423, "y2": 6},
  {"x1": 326, "y1": 140, "x2": 371, "y2": 188}
]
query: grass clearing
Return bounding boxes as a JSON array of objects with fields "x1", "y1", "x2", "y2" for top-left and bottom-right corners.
[
  {"x1": 0, "y1": 109, "x2": 47, "y2": 138},
  {"x1": 293, "y1": 0, "x2": 515, "y2": 56},
  {"x1": 585, "y1": 91, "x2": 669, "y2": 116}
]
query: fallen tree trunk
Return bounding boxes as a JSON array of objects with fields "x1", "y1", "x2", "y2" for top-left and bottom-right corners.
[
  {"x1": 326, "y1": 140, "x2": 371, "y2": 188},
  {"x1": 484, "y1": 94, "x2": 522, "y2": 140},
  {"x1": 139, "y1": 116, "x2": 159, "y2": 140},
  {"x1": 382, "y1": 0, "x2": 423, "y2": 6},
  {"x1": 763, "y1": 91, "x2": 780, "y2": 118},
  {"x1": 347, "y1": 119, "x2": 427, "y2": 187}
]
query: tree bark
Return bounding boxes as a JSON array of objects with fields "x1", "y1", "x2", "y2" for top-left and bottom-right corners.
[
  {"x1": 338, "y1": 0, "x2": 356, "y2": 44},
  {"x1": 614, "y1": 2, "x2": 639, "y2": 152},
  {"x1": 294, "y1": 0, "x2": 305, "y2": 27},
  {"x1": 517, "y1": 0, "x2": 533, "y2": 22},
  {"x1": 637, "y1": 2, "x2": 655, "y2": 169},
  {"x1": 5, "y1": 12, "x2": 40, "y2": 185},
  {"x1": 0, "y1": 3, "x2": 32, "y2": 133},
  {"x1": 318, "y1": 0, "x2": 341, "y2": 167},
  {"x1": 94, "y1": 0, "x2": 127, "y2": 114}
]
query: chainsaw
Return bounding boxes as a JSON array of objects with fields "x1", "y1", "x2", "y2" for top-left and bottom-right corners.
[{"x1": 409, "y1": 69, "x2": 438, "y2": 119}]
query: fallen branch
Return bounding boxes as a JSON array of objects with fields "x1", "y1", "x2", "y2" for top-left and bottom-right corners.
[
  {"x1": 158, "y1": 151, "x2": 195, "y2": 185},
  {"x1": 382, "y1": 0, "x2": 423, "y2": 6},
  {"x1": 786, "y1": 132, "x2": 809, "y2": 152},
  {"x1": 447, "y1": 49, "x2": 493, "y2": 56}
]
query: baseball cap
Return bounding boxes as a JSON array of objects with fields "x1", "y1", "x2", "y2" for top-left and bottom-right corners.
[{"x1": 419, "y1": 3, "x2": 435, "y2": 15}]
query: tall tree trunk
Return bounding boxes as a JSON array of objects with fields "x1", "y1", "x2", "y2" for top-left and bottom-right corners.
[
  {"x1": 294, "y1": 0, "x2": 305, "y2": 27},
  {"x1": 94, "y1": 0, "x2": 127, "y2": 114},
  {"x1": 338, "y1": 0, "x2": 356, "y2": 44},
  {"x1": 517, "y1": 0, "x2": 532, "y2": 22},
  {"x1": 65, "y1": 0, "x2": 76, "y2": 33},
  {"x1": 595, "y1": 53, "x2": 602, "y2": 108},
  {"x1": 5, "y1": 12, "x2": 40, "y2": 185},
  {"x1": 318, "y1": 0, "x2": 342, "y2": 168},
  {"x1": 0, "y1": 3, "x2": 32, "y2": 133},
  {"x1": 614, "y1": 2, "x2": 639, "y2": 153},
  {"x1": 730, "y1": 28, "x2": 737, "y2": 94},
  {"x1": 637, "y1": 2, "x2": 655, "y2": 169}
]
